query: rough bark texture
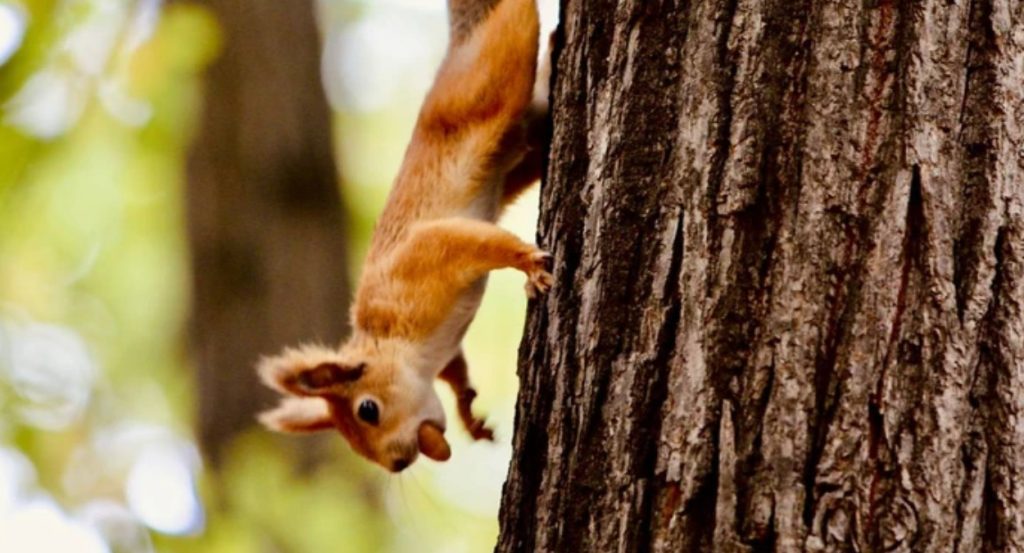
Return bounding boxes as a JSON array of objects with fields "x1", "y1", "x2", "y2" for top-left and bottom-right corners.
[
  {"x1": 185, "y1": 0, "x2": 349, "y2": 465},
  {"x1": 498, "y1": 0, "x2": 1024, "y2": 551}
]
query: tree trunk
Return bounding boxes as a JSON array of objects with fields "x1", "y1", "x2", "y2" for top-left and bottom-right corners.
[
  {"x1": 185, "y1": 0, "x2": 349, "y2": 465},
  {"x1": 498, "y1": 1, "x2": 1024, "y2": 551}
]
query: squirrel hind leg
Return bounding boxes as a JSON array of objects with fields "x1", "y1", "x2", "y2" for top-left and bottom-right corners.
[
  {"x1": 499, "y1": 113, "x2": 546, "y2": 205},
  {"x1": 438, "y1": 353, "x2": 495, "y2": 441},
  {"x1": 499, "y1": 30, "x2": 554, "y2": 207}
]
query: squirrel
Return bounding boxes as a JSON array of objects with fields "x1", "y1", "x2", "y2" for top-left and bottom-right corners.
[{"x1": 256, "y1": 0, "x2": 550, "y2": 472}]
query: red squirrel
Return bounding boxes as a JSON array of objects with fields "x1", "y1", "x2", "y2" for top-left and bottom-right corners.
[{"x1": 257, "y1": 0, "x2": 549, "y2": 472}]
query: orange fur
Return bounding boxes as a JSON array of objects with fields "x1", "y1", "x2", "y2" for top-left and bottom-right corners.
[{"x1": 257, "y1": 0, "x2": 548, "y2": 472}]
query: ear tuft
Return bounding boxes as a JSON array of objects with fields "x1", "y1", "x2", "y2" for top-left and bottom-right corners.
[
  {"x1": 258, "y1": 397, "x2": 334, "y2": 434},
  {"x1": 257, "y1": 344, "x2": 361, "y2": 396}
]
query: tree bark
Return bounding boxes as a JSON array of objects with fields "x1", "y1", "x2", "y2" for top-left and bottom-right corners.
[
  {"x1": 498, "y1": 1, "x2": 1024, "y2": 551},
  {"x1": 185, "y1": 0, "x2": 349, "y2": 465}
]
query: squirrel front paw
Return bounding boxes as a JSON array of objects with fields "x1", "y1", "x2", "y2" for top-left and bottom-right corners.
[{"x1": 524, "y1": 251, "x2": 554, "y2": 299}]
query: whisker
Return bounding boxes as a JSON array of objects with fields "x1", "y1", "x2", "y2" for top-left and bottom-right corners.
[
  {"x1": 397, "y1": 472, "x2": 430, "y2": 545},
  {"x1": 408, "y1": 467, "x2": 462, "y2": 536}
]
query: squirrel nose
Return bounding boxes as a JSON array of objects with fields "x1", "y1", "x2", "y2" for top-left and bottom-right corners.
[{"x1": 392, "y1": 458, "x2": 411, "y2": 472}]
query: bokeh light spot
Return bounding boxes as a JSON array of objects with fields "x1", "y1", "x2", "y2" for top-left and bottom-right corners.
[
  {"x1": 0, "y1": 2, "x2": 26, "y2": 66},
  {"x1": 3, "y1": 322, "x2": 96, "y2": 430},
  {"x1": 0, "y1": 447, "x2": 36, "y2": 516},
  {"x1": 0, "y1": 498, "x2": 110, "y2": 553},
  {"x1": 125, "y1": 444, "x2": 203, "y2": 536}
]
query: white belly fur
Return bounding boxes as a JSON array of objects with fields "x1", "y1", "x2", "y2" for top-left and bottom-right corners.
[{"x1": 418, "y1": 277, "x2": 487, "y2": 377}]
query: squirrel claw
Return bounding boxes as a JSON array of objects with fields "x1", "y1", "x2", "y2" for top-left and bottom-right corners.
[
  {"x1": 456, "y1": 388, "x2": 495, "y2": 441},
  {"x1": 524, "y1": 251, "x2": 554, "y2": 298},
  {"x1": 467, "y1": 419, "x2": 495, "y2": 442}
]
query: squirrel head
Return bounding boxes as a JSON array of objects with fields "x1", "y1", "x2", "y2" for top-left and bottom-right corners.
[{"x1": 257, "y1": 341, "x2": 450, "y2": 472}]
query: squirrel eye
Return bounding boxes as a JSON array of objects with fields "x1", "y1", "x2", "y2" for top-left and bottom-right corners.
[{"x1": 356, "y1": 399, "x2": 379, "y2": 425}]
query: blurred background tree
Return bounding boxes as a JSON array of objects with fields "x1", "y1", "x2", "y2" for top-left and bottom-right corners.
[
  {"x1": 181, "y1": 0, "x2": 350, "y2": 467},
  {"x1": 0, "y1": 0, "x2": 556, "y2": 551}
]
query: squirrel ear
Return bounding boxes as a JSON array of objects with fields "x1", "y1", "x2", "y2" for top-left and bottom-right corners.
[
  {"x1": 258, "y1": 345, "x2": 364, "y2": 397},
  {"x1": 296, "y1": 362, "x2": 365, "y2": 392},
  {"x1": 259, "y1": 397, "x2": 334, "y2": 433}
]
